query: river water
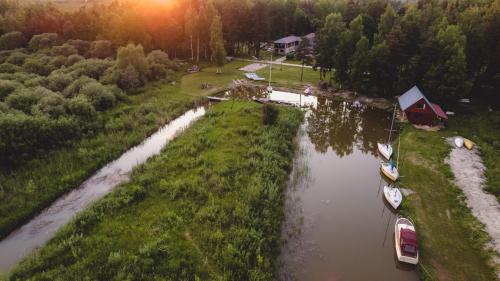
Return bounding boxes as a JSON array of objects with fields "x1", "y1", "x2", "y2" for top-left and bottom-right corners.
[
  {"x1": 0, "y1": 107, "x2": 206, "y2": 273},
  {"x1": 277, "y1": 96, "x2": 420, "y2": 281}
]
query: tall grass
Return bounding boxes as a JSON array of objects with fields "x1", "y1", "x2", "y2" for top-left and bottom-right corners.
[
  {"x1": 0, "y1": 83, "x2": 201, "y2": 239},
  {"x1": 10, "y1": 101, "x2": 303, "y2": 280}
]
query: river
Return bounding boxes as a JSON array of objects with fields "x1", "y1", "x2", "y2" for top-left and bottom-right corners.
[
  {"x1": 277, "y1": 96, "x2": 420, "y2": 281},
  {"x1": 0, "y1": 107, "x2": 206, "y2": 273}
]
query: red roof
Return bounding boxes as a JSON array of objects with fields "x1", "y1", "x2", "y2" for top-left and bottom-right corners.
[{"x1": 431, "y1": 103, "x2": 447, "y2": 119}]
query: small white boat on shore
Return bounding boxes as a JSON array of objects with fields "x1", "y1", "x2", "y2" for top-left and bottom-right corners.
[
  {"x1": 395, "y1": 217, "x2": 419, "y2": 265},
  {"x1": 381, "y1": 162, "x2": 399, "y2": 182},
  {"x1": 383, "y1": 185, "x2": 403, "y2": 209},
  {"x1": 378, "y1": 143, "x2": 393, "y2": 160},
  {"x1": 454, "y1": 137, "x2": 464, "y2": 148}
]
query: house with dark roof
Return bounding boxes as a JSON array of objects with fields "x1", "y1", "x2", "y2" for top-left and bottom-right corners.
[
  {"x1": 398, "y1": 86, "x2": 447, "y2": 126},
  {"x1": 273, "y1": 33, "x2": 315, "y2": 55}
]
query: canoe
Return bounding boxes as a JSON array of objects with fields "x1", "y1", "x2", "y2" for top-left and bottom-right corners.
[
  {"x1": 454, "y1": 137, "x2": 464, "y2": 148},
  {"x1": 378, "y1": 143, "x2": 393, "y2": 160},
  {"x1": 381, "y1": 162, "x2": 399, "y2": 182},
  {"x1": 384, "y1": 185, "x2": 403, "y2": 209},
  {"x1": 464, "y1": 138, "x2": 474, "y2": 150},
  {"x1": 395, "y1": 217, "x2": 419, "y2": 265}
]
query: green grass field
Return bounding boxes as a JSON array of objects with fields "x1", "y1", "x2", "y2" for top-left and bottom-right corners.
[
  {"x1": 10, "y1": 101, "x2": 303, "y2": 280},
  {"x1": 0, "y1": 83, "x2": 201, "y2": 240},
  {"x1": 398, "y1": 119, "x2": 498, "y2": 280}
]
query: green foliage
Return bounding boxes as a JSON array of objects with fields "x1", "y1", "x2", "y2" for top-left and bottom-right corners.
[
  {"x1": 116, "y1": 44, "x2": 149, "y2": 79},
  {"x1": 89, "y1": 40, "x2": 114, "y2": 59},
  {"x1": 262, "y1": 104, "x2": 279, "y2": 125},
  {"x1": 66, "y1": 58, "x2": 114, "y2": 80},
  {"x1": 47, "y1": 73, "x2": 73, "y2": 92},
  {"x1": 0, "y1": 62, "x2": 21, "y2": 73},
  {"x1": 63, "y1": 76, "x2": 96, "y2": 97},
  {"x1": 65, "y1": 54, "x2": 84, "y2": 66},
  {"x1": 5, "y1": 88, "x2": 41, "y2": 113},
  {"x1": 28, "y1": 33, "x2": 60, "y2": 51},
  {"x1": 0, "y1": 31, "x2": 27, "y2": 51},
  {"x1": 118, "y1": 64, "x2": 143, "y2": 90},
  {"x1": 22, "y1": 57, "x2": 53, "y2": 76},
  {"x1": 66, "y1": 39, "x2": 90, "y2": 56},
  {"x1": 79, "y1": 82, "x2": 116, "y2": 111},
  {"x1": 210, "y1": 14, "x2": 226, "y2": 71},
  {"x1": 5, "y1": 51, "x2": 28, "y2": 66},
  {"x1": 10, "y1": 102, "x2": 303, "y2": 281},
  {"x1": 147, "y1": 50, "x2": 173, "y2": 81},
  {"x1": 0, "y1": 79, "x2": 23, "y2": 100}
]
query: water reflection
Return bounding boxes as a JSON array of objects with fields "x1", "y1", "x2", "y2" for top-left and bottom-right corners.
[{"x1": 307, "y1": 97, "x2": 390, "y2": 157}]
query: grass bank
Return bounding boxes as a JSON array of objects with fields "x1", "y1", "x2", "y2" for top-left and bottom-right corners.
[
  {"x1": 0, "y1": 83, "x2": 201, "y2": 239},
  {"x1": 181, "y1": 60, "x2": 319, "y2": 97},
  {"x1": 9, "y1": 101, "x2": 303, "y2": 280},
  {"x1": 398, "y1": 121, "x2": 497, "y2": 280}
]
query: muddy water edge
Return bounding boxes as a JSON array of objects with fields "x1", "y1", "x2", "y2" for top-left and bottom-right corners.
[
  {"x1": 0, "y1": 107, "x2": 206, "y2": 274},
  {"x1": 277, "y1": 96, "x2": 420, "y2": 281}
]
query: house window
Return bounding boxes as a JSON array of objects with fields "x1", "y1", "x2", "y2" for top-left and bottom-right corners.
[{"x1": 416, "y1": 103, "x2": 426, "y2": 110}]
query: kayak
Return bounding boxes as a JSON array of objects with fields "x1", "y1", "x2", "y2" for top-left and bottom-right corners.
[{"x1": 464, "y1": 138, "x2": 474, "y2": 150}]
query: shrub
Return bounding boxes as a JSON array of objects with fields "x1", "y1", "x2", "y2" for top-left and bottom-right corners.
[
  {"x1": 23, "y1": 58, "x2": 52, "y2": 75},
  {"x1": 5, "y1": 88, "x2": 41, "y2": 113},
  {"x1": 0, "y1": 79, "x2": 23, "y2": 100},
  {"x1": 47, "y1": 73, "x2": 73, "y2": 92},
  {"x1": 24, "y1": 76, "x2": 49, "y2": 88},
  {"x1": 50, "y1": 43, "x2": 78, "y2": 57},
  {"x1": 63, "y1": 76, "x2": 96, "y2": 97},
  {"x1": 29, "y1": 33, "x2": 60, "y2": 51},
  {"x1": 89, "y1": 40, "x2": 114, "y2": 59},
  {"x1": 67, "y1": 58, "x2": 113, "y2": 79},
  {"x1": 49, "y1": 55, "x2": 67, "y2": 69},
  {"x1": 5, "y1": 51, "x2": 29, "y2": 65},
  {"x1": 0, "y1": 62, "x2": 21, "y2": 73},
  {"x1": 67, "y1": 39, "x2": 90, "y2": 56},
  {"x1": 79, "y1": 81, "x2": 116, "y2": 110},
  {"x1": 65, "y1": 54, "x2": 84, "y2": 66},
  {"x1": 118, "y1": 64, "x2": 143, "y2": 90},
  {"x1": 32, "y1": 93, "x2": 67, "y2": 118},
  {"x1": 262, "y1": 104, "x2": 279, "y2": 125},
  {"x1": 117, "y1": 44, "x2": 149, "y2": 78},
  {"x1": 0, "y1": 31, "x2": 27, "y2": 50},
  {"x1": 66, "y1": 95, "x2": 96, "y2": 120}
]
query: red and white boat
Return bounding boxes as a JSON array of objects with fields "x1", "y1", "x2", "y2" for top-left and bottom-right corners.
[{"x1": 394, "y1": 217, "x2": 419, "y2": 265}]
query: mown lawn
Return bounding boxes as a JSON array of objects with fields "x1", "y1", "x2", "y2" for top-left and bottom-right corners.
[
  {"x1": 256, "y1": 64, "x2": 319, "y2": 89},
  {"x1": 180, "y1": 61, "x2": 247, "y2": 96},
  {"x1": 10, "y1": 101, "x2": 303, "y2": 280},
  {"x1": 0, "y1": 83, "x2": 201, "y2": 240},
  {"x1": 398, "y1": 121, "x2": 497, "y2": 280}
]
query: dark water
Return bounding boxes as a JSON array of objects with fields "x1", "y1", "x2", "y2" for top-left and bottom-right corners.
[
  {"x1": 277, "y1": 97, "x2": 419, "y2": 281},
  {"x1": 0, "y1": 107, "x2": 206, "y2": 273}
]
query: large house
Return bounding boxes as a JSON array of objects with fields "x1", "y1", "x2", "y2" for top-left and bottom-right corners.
[
  {"x1": 398, "y1": 86, "x2": 447, "y2": 126},
  {"x1": 273, "y1": 33, "x2": 315, "y2": 55}
]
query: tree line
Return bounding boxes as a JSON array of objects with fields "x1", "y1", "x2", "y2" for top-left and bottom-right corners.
[
  {"x1": 314, "y1": 0, "x2": 499, "y2": 106},
  {"x1": 1, "y1": 0, "x2": 499, "y2": 104}
]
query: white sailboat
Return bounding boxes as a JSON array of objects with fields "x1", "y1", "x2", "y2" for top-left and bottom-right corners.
[
  {"x1": 378, "y1": 104, "x2": 397, "y2": 160},
  {"x1": 394, "y1": 217, "x2": 419, "y2": 265},
  {"x1": 381, "y1": 134, "x2": 401, "y2": 182},
  {"x1": 383, "y1": 185, "x2": 403, "y2": 209}
]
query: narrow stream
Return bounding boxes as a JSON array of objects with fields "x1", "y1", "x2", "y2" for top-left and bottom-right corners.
[
  {"x1": 277, "y1": 96, "x2": 419, "y2": 281},
  {"x1": 0, "y1": 107, "x2": 206, "y2": 273}
]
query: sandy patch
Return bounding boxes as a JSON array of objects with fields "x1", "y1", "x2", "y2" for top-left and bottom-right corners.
[
  {"x1": 445, "y1": 137, "x2": 500, "y2": 274},
  {"x1": 239, "y1": 63, "x2": 267, "y2": 72}
]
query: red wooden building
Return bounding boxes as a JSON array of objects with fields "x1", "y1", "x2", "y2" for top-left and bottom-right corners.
[{"x1": 398, "y1": 86, "x2": 447, "y2": 126}]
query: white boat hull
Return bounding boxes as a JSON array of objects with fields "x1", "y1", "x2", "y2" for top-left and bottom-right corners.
[
  {"x1": 395, "y1": 218, "x2": 419, "y2": 265},
  {"x1": 378, "y1": 143, "x2": 393, "y2": 160},
  {"x1": 384, "y1": 186, "x2": 403, "y2": 209},
  {"x1": 381, "y1": 163, "x2": 399, "y2": 182},
  {"x1": 454, "y1": 137, "x2": 464, "y2": 148}
]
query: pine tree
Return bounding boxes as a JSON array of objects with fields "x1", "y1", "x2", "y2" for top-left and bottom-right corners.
[
  {"x1": 296, "y1": 37, "x2": 312, "y2": 82},
  {"x1": 210, "y1": 14, "x2": 226, "y2": 74}
]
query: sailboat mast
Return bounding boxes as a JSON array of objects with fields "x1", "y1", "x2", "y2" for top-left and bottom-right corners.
[
  {"x1": 388, "y1": 104, "x2": 396, "y2": 143},
  {"x1": 396, "y1": 133, "x2": 401, "y2": 169}
]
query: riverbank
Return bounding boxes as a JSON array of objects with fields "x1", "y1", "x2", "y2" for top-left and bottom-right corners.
[
  {"x1": 399, "y1": 121, "x2": 498, "y2": 280},
  {"x1": 9, "y1": 101, "x2": 303, "y2": 280},
  {"x1": 0, "y1": 83, "x2": 202, "y2": 240}
]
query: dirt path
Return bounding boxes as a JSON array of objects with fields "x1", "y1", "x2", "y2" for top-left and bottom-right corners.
[{"x1": 445, "y1": 138, "x2": 500, "y2": 275}]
